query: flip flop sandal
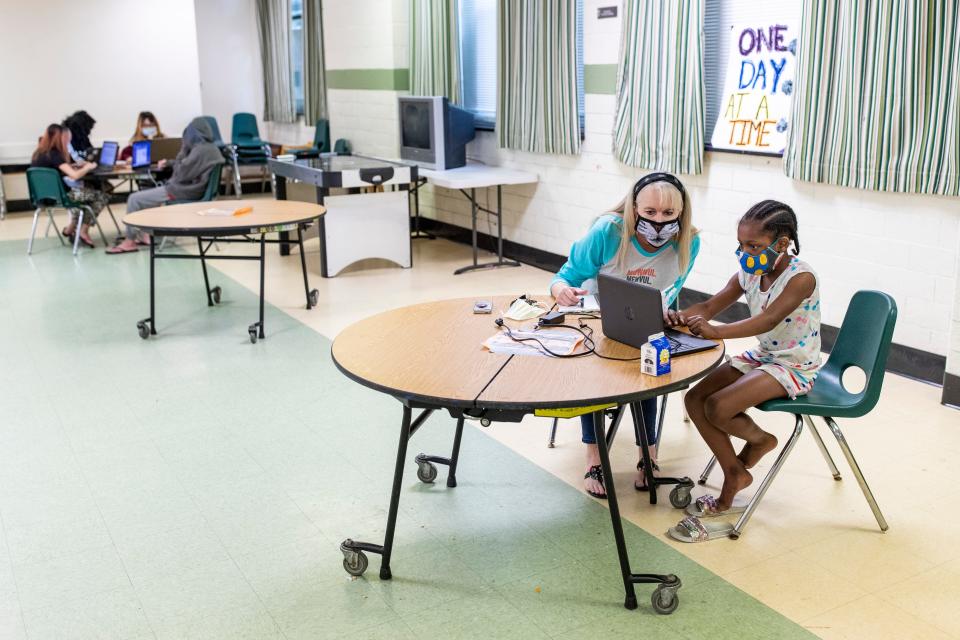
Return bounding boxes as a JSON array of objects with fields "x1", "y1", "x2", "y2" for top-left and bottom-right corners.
[
  {"x1": 667, "y1": 516, "x2": 733, "y2": 543},
  {"x1": 684, "y1": 494, "x2": 748, "y2": 518},
  {"x1": 634, "y1": 459, "x2": 659, "y2": 492},
  {"x1": 78, "y1": 237, "x2": 95, "y2": 249},
  {"x1": 584, "y1": 464, "x2": 607, "y2": 500},
  {"x1": 105, "y1": 245, "x2": 138, "y2": 255},
  {"x1": 135, "y1": 238, "x2": 151, "y2": 246}
]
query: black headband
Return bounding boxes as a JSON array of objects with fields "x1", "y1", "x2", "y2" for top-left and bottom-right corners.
[{"x1": 632, "y1": 172, "x2": 687, "y2": 203}]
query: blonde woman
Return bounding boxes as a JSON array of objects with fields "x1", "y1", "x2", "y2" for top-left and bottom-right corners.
[{"x1": 549, "y1": 173, "x2": 700, "y2": 499}]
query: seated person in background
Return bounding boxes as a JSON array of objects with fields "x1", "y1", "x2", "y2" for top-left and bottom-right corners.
[
  {"x1": 107, "y1": 117, "x2": 223, "y2": 254},
  {"x1": 62, "y1": 110, "x2": 97, "y2": 161},
  {"x1": 120, "y1": 111, "x2": 166, "y2": 162},
  {"x1": 31, "y1": 123, "x2": 110, "y2": 248}
]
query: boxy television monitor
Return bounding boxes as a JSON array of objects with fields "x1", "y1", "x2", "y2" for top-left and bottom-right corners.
[{"x1": 398, "y1": 96, "x2": 475, "y2": 170}]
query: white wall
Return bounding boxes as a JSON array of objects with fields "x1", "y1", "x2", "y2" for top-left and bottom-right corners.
[{"x1": 0, "y1": 0, "x2": 203, "y2": 160}]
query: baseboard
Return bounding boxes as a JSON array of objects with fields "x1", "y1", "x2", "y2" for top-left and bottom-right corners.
[
  {"x1": 419, "y1": 217, "x2": 949, "y2": 387},
  {"x1": 943, "y1": 373, "x2": 960, "y2": 409}
]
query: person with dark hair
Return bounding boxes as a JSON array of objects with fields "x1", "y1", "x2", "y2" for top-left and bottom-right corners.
[
  {"x1": 31, "y1": 123, "x2": 109, "y2": 248},
  {"x1": 107, "y1": 117, "x2": 223, "y2": 254},
  {"x1": 667, "y1": 200, "x2": 821, "y2": 541},
  {"x1": 62, "y1": 110, "x2": 97, "y2": 160},
  {"x1": 550, "y1": 173, "x2": 701, "y2": 499}
]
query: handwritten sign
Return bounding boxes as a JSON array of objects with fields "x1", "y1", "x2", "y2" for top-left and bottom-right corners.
[{"x1": 710, "y1": 22, "x2": 799, "y2": 154}]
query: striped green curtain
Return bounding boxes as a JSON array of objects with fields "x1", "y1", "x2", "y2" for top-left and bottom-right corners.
[
  {"x1": 410, "y1": 0, "x2": 461, "y2": 101},
  {"x1": 256, "y1": 0, "x2": 296, "y2": 123},
  {"x1": 784, "y1": 1, "x2": 959, "y2": 195},
  {"x1": 613, "y1": 0, "x2": 704, "y2": 174},
  {"x1": 497, "y1": 0, "x2": 581, "y2": 155},
  {"x1": 303, "y1": 0, "x2": 328, "y2": 123}
]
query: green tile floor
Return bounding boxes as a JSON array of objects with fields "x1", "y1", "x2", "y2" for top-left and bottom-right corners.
[{"x1": 0, "y1": 238, "x2": 816, "y2": 639}]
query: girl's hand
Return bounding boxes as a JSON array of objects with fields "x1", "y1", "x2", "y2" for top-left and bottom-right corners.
[
  {"x1": 553, "y1": 285, "x2": 588, "y2": 307},
  {"x1": 665, "y1": 309, "x2": 683, "y2": 326},
  {"x1": 686, "y1": 315, "x2": 720, "y2": 339}
]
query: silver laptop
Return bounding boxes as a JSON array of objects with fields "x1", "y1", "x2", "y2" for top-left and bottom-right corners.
[{"x1": 596, "y1": 274, "x2": 718, "y2": 357}]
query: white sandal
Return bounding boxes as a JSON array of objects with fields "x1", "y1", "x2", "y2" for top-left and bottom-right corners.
[
  {"x1": 684, "y1": 494, "x2": 747, "y2": 518},
  {"x1": 667, "y1": 516, "x2": 734, "y2": 543}
]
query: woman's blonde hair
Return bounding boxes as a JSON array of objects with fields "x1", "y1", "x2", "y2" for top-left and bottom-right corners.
[
  {"x1": 131, "y1": 111, "x2": 165, "y2": 143},
  {"x1": 607, "y1": 176, "x2": 697, "y2": 275}
]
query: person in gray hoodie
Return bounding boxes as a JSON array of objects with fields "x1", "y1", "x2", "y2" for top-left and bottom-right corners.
[{"x1": 107, "y1": 117, "x2": 224, "y2": 254}]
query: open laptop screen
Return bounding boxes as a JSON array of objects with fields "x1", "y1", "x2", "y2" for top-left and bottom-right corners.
[
  {"x1": 99, "y1": 141, "x2": 118, "y2": 167},
  {"x1": 131, "y1": 140, "x2": 151, "y2": 168}
]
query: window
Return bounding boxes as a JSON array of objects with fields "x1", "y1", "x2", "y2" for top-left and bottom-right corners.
[
  {"x1": 291, "y1": 0, "x2": 304, "y2": 116},
  {"x1": 703, "y1": 0, "x2": 801, "y2": 155},
  {"x1": 458, "y1": 0, "x2": 584, "y2": 132}
]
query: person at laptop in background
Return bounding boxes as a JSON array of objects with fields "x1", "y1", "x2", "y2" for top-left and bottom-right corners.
[
  {"x1": 549, "y1": 173, "x2": 700, "y2": 499},
  {"x1": 120, "y1": 111, "x2": 166, "y2": 162},
  {"x1": 107, "y1": 117, "x2": 223, "y2": 254},
  {"x1": 62, "y1": 110, "x2": 96, "y2": 161},
  {"x1": 675, "y1": 201, "x2": 821, "y2": 530},
  {"x1": 31, "y1": 123, "x2": 109, "y2": 248}
]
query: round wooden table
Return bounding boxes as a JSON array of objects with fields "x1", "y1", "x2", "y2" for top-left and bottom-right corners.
[
  {"x1": 124, "y1": 199, "x2": 325, "y2": 342},
  {"x1": 332, "y1": 295, "x2": 725, "y2": 614}
]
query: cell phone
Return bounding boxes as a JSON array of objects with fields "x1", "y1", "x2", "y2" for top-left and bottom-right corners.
[{"x1": 473, "y1": 300, "x2": 492, "y2": 314}]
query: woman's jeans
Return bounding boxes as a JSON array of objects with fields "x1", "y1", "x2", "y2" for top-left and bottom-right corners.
[{"x1": 581, "y1": 397, "x2": 658, "y2": 448}]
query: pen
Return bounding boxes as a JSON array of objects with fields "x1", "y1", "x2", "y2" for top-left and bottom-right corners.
[{"x1": 233, "y1": 207, "x2": 253, "y2": 216}]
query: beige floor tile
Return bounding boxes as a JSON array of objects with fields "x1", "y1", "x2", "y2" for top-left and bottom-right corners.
[
  {"x1": 875, "y1": 558, "x2": 960, "y2": 637},
  {"x1": 803, "y1": 594, "x2": 955, "y2": 640}
]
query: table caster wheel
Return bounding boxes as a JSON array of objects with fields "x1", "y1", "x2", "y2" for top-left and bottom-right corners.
[
  {"x1": 416, "y1": 459, "x2": 438, "y2": 484},
  {"x1": 651, "y1": 585, "x2": 679, "y2": 614},
  {"x1": 137, "y1": 321, "x2": 150, "y2": 340},
  {"x1": 308, "y1": 289, "x2": 319, "y2": 307},
  {"x1": 211, "y1": 286, "x2": 221, "y2": 304},
  {"x1": 669, "y1": 481, "x2": 693, "y2": 509},
  {"x1": 248, "y1": 326, "x2": 258, "y2": 344},
  {"x1": 342, "y1": 550, "x2": 368, "y2": 577},
  {"x1": 479, "y1": 418, "x2": 491, "y2": 427}
]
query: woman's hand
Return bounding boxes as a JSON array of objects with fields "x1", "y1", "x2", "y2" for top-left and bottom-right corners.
[
  {"x1": 686, "y1": 315, "x2": 720, "y2": 339},
  {"x1": 551, "y1": 283, "x2": 588, "y2": 307}
]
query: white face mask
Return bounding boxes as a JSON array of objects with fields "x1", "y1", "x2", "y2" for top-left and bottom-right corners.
[
  {"x1": 141, "y1": 127, "x2": 157, "y2": 138},
  {"x1": 635, "y1": 218, "x2": 680, "y2": 247},
  {"x1": 503, "y1": 298, "x2": 547, "y2": 321}
]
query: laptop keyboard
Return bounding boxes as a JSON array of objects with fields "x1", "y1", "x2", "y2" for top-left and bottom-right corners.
[{"x1": 666, "y1": 334, "x2": 695, "y2": 354}]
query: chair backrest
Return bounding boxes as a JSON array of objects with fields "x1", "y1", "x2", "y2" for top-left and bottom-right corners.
[
  {"x1": 232, "y1": 112, "x2": 260, "y2": 145},
  {"x1": 313, "y1": 119, "x2": 330, "y2": 152},
  {"x1": 202, "y1": 116, "x2": 224, "y2": 146},
  {"x1": 200, "y1": 163, "x2": 223, "y2": 201},
  {"x1": 26, "y1": 167, "x2": 69, "y2": 208},
  {"x1": 820, "y1": 290, "x2": 898, "y2": 415}
]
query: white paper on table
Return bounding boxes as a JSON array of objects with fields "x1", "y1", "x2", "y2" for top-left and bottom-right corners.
[
  {"x1": 483, "y1": 327, "x2": 585, "y2": 357},
  {"x1": 557, "y1": 294, "x2": 600, "y2": 314},
  {"x1": 195, "y1": 208, "x2": 235, "y2": 217}
]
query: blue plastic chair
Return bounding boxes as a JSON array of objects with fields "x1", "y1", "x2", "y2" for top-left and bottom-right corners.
[{"x1": 699, "y1": 290, "x2": 897, "y2": 538}]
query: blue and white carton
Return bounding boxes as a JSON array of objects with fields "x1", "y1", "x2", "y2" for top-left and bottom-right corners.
[{"x1": 641, "y1": 332, "x2": 671, "y2": 376}]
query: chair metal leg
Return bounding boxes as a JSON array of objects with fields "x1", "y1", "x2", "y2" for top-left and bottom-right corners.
[
  {"x1": 72, "y1": 209, "x2": 83, "y2": 255},
  {"x1": 824, "y1": 416, "x2": 888, "y2": 532},
  {"x1": 698, "y1": 456, "x2": 717, "y2": 485},
  {"x1": 804, "y1": 415, "x2": 841, "y2": 480},
  {"x1": 91, "y1": 209, "x2": 108, "y2": 246},
  {"x1": 681, "y1": 390, "x2": 690, "y2": 423},
  {"x1": 106, "y1": 203, "x2": 121, "y2": 235},
  {"x1": 731, "y1": 414, "x2": 805, "y2": 539},
  {"x1": 26, "y1": 207, "x2": 41, "y2": 255},
  {"x1": 547, "y1": 418, "x2": 559, "y2": 448},
  {"x1": 48, "y1": 209, "x2": 65, "y2": 246}
]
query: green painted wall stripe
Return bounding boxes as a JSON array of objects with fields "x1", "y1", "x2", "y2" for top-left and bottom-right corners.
[
  {"x1": 584, "y1": 64, "x2": 617, "y2": 94},
  {"x1": 326, "y1": 69, "x2": 410, "y2": 91}
]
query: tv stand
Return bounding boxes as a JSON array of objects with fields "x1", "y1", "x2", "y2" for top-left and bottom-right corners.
[{"x1": 418, "y1": 164, "x2": 538, "y2": 274}]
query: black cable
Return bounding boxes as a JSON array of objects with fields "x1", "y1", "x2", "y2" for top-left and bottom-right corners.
[{"x1": 494, "y1": 318, "x2": 644, "y2": 362}]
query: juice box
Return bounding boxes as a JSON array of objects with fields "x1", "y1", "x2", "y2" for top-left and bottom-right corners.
[{"x1": 640, "y1": 332, "x2": 671, "y2": 376}]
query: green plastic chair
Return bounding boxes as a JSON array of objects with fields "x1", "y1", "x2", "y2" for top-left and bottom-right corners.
[
  {"x1": 698, "y1": 290, "x2": 897, "y2": 538},
  {"x1": 230, "y1": 112, "x2": 272, "y2": 195},
  {"x1": 231, "y1": 112, "x2": 264, "y2": 148},
  {"x1": 293, "y1": 119, "x2": 331, "y2": 158},
  {"x1": 26, "y1": 167, "x2": 106, "y2": 255}
]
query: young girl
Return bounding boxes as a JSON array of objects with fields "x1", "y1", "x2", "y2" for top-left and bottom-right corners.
[
  {"x1": 676, "y1": 200, "x2": 821, "y2": 533},
  {"x1": 120, "y1": 111, "x2": 166, "y2": 162},
  {"x1": 550, "y1": 173, "x2": 700, "y2": 499}
]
